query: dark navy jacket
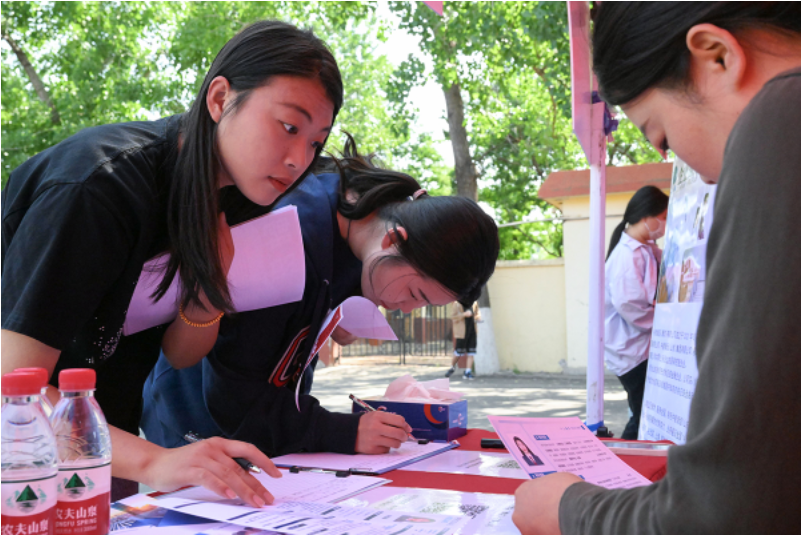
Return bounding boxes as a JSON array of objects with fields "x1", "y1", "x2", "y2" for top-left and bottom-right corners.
[{"x1": 141, "y1": 173, "x2": 364, "y2": 456}]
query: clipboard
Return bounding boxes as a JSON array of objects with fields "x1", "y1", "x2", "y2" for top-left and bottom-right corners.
[{"x1": 272, "y1": 440, "x2": 460, "y2": 475}]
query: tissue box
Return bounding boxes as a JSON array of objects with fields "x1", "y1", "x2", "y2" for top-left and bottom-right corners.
[{"x1": 352, "y1": 397, "x2": 468, "y2": 442}]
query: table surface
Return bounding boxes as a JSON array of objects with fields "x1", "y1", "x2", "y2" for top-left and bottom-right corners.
[{"x1": 379, "y1": 428, "x2": 668, "y2": 495}]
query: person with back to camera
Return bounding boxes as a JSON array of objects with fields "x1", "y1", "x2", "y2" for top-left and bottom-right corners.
[
  {"x1": 604, "y1": 186, "x2": 668, "y2": 440},
  {"x1": 445, "y1": 300, "x2": 481, "y2": 379},
  {"x1": 1, "y1": 20, "x2": 345, "y2": 505},
  {"x1": 140, "y1": 135, "x2": 500, "y2": 457},
  {"x1": 512, "y1": 3, "x2": 799, "y2": 534}
]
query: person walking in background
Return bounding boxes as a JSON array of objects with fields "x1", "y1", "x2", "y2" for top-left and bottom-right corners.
[
  {"x1": 445, "y1": 300, "x2": 480, "y2": 380},
  {"x1": 604, "y1": 186, "x2": 668, "y2": 439},
  {"x1": 445, "y1": 301, "x2": 464, "y2": 377}
]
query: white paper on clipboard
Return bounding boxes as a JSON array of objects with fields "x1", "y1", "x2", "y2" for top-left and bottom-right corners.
[
  {"x1": 294, "y1": 296, "x2": 397, "y2": 409},
  {"x1": 123, "y1": 205, "x2": 305, "y2": 335}
]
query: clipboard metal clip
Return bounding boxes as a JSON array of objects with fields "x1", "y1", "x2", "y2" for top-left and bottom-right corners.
[{"x1": 288, "y1": 466, "x2": 351, "y2": 478}]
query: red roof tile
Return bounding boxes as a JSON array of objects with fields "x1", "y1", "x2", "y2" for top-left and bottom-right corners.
[{"x1": 539, "y1": 162, "x2": 673, "y2": 200}]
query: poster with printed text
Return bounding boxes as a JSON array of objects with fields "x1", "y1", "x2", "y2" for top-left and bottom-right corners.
[{"x1": 639, "y1": 160, "x2": 717, "y2": 443}]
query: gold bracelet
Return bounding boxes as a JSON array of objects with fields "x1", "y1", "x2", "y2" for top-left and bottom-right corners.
[{"x1": 178, "y1": 303, "x2": 224, "y2": 328}]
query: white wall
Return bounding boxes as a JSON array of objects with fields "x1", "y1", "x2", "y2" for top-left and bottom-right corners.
[{"x1": 487, "y1": 259, "x2": 567, "y2": 373}]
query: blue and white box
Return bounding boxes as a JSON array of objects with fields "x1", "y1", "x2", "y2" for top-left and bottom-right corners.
[{"x1": 351, "y1": 397, "x2": 468, "y2": 442}]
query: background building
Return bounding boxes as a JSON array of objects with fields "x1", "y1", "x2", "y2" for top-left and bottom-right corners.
[{"x1": 488, "y1": 162, "x2": 672, "y2": 374}]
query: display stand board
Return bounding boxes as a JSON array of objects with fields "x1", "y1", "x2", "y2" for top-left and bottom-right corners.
[{"x1": 639, "y1": 160, "x2": 717, "y2": 443}]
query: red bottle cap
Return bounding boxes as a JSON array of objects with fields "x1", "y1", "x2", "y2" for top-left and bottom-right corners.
[
  {"x1": 13, "y1": 367, "x2": 49, "y2": 387},
  {"x1": 2, "y1": 371, "x2": 46, "y2": 396},
  {"x1": 58, "y1": 369, "x2": 96, "y2": 391}
]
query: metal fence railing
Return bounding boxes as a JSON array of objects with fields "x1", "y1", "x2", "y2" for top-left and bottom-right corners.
[{"x1": 341, "y1": 304, "x2": 453, "y2": 364}]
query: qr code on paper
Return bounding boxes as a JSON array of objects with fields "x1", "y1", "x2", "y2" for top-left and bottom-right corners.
[{"x1": 459, "y1": 504, "x2": 489, "y2": 519}]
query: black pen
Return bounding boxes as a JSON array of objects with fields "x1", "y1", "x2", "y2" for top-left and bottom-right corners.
[
  {"x1": 184, "y1": 431, "x2": 262, "y2": 474},
  {"x1": 349, "y1": 394, "x2": 427, "y2": 444}
]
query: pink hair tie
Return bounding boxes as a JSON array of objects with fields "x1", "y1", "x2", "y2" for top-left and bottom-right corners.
[{"x1": 412, "y1": 189, "x2": 427, "y2": 200}]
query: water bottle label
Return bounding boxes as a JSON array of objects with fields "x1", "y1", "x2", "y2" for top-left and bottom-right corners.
[
  {"x1": 1, "y1": 475, "x2": 57, "y2": 534},
  {"x1": 55, "y1": 464, "x2": 111, "y2": 535}
]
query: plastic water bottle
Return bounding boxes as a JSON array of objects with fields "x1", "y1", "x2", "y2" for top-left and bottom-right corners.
[
  {"x1": 50, "y1": 369, "x2": 112, "y2": 535},
  {"x1": 1, "y1": 371, "x2": 58, "y2": 535},
  {"x1": 15, "y1": 367, "x2": 55, "y2": 418}
]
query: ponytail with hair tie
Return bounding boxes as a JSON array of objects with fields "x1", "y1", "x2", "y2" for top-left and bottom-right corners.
[
  {"x1": 324, "y1": 134, "x2": 499, "y2": 304},
  {"x1": 409, "y1": 189, "x2": 427, "y2": 201}
]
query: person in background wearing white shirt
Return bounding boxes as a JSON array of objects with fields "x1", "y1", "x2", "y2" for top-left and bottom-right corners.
[{"x1": 604, "y1": 185, "x2": 668, "y2": 439}]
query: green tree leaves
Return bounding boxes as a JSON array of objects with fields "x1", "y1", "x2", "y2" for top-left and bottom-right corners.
[
  {"x1": 2, "y1": 1, "x2": 660, "y2": 262},
  {"x1": 1, "y1": 1, "x2": 434, "y2": 187}
]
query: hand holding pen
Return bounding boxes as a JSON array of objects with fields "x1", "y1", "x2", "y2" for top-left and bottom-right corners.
[
  {"x1": 162, "y1": 433, "x2": 282, "y2": 508},
  {"x1": 350, "y1": 394, "x2": 426, "y2": 454},
  {"x1": 184, "y1": 431, "x2": 261, "y2": 473}
]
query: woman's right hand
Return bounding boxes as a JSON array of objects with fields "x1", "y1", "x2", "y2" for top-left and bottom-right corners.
[
  {"x1": 142, "y1": 437, "x2": 282, "y2": 508},
  {"x1": 355, "y1": 411, "x2": 411, "y2": 454}
]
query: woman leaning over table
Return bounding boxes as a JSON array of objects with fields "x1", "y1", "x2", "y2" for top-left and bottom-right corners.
[{"x1": 1, "y1": 20, "x2": 343, "y2": 506}]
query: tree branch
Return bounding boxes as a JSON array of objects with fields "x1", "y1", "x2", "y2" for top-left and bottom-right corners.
[
  {"x1": 2, "y1": 30, "x2": 61, "y2": 125},
  {"x1": 532, "y1": 65, "x2": 557, "y2": 137}
]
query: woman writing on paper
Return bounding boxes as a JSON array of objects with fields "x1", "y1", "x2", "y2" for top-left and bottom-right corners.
[
  {"x1": 141, "y1": 135, "x2": 500, "y2": 457},
  {"x1": 604, "y1": 186, "x2": 668, "y2": 439},
  {"x1": 512, "y1": 3, "x2": 799, "y2": 534},
  {"x1": 2, "y1": 20, "x2": 343, "y2": 505}
]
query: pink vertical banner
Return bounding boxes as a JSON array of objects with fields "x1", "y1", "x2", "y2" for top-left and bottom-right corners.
[
  {"x1": 567, "y1": 1, "x2": 607, "y2": 432},
  {"x1": 422, "y1": 1, "x2": 444, "y2": 16},
  {"x1": 567, "y1": 1, "x2": 604, "y2": 166}
]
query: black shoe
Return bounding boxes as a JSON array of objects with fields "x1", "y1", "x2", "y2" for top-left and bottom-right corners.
[
  {"x1": 463, "y1": 370, "x2": 474, "y2": 380},
  {"x1": 445, "y1": 367, "x2": 456, "y2": 377}
]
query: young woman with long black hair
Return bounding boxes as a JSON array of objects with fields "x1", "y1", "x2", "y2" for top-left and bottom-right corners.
[
  {"x1": 2, "y1": 20, "x2": 342, "y2": 505},
  {"x1": 140, "y1": 135, "x2": 500, "y2": 457},
  {"x1": 604, "y1": 186, "x2": 668, "y2": 439},
  {"x1": 513, "y1": 3, "x2": 799, "y2": 534}
]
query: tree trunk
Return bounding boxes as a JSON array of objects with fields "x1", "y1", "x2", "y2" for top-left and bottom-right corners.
[
  {"x1": 2, "y1": 31, "x2": 61, "y2": 126},
  {"x1": 443, "y1": 82, "x2": 500, "y2": 374},
  {"x1": 443, "y1": 83, "x2": 476, "y2": 201}
]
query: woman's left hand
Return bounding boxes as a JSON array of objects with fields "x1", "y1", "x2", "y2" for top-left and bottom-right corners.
[
  {"x1": 331, "y1": 325, "x2": 358, "y2": 346},
  {"x1": 512, "y1": 472, "x2": 582, "y2": 535}
]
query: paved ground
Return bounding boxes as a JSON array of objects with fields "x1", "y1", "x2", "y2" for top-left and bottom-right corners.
[{"x1": 310, "y1": 358, "x2": 631, "y2": 436}]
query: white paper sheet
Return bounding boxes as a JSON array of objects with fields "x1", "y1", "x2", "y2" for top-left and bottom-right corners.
[
  {"x1": 112, "y1": 494, "x2": 280, "y2": 534},
  {"x1": 295, "y1": 296, "x2": 397, "y2": 409},
  {"x1": 112, "y1": 525, "x2": 224, "y2": 534},
  {"x1": 273, "y1": 440, "x2": 458, "y2": 475},
  {"x1": 340, "y1": 486, "x2": 520, "y2": 535},
  {"x1": 398, "y1": 450, "x2": 529, "y2": 479},
  {"x1": 123, "y1": 206, "x2": 305, "y2": 335},
  {"x1": 153, "y1": 497, "x2": 466, "y2": 535},
  {"x1": 488, "y1": 416, "x2": 652, "y2": 489},
  {"x1": 161, "y1": 470, "x2": 389, "y2": 504}
]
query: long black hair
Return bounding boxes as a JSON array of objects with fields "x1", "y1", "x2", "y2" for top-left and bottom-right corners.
[
  {"x1": 322, "y1": 135, "x2": 500, "y2": 304},
  {"x1": 156, "y1": 20, "x2": 343, "y2": 312},
  {"x1": 606, "y1": 186, "x2": 669, "y2": 260},
  {"x1": 592, "y1": 2, "x2": 800, "y2": 106}
]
